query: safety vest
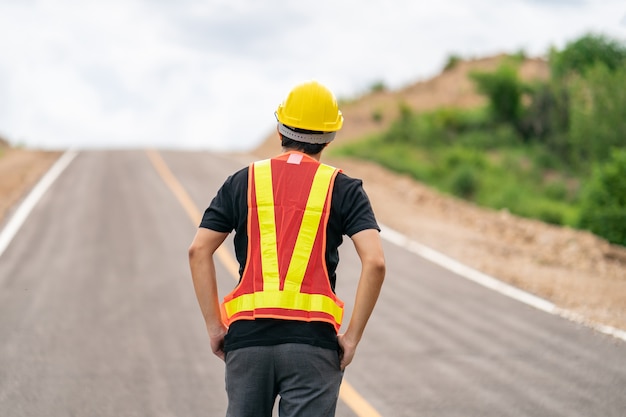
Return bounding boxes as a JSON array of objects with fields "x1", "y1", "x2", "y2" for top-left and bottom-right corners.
[{"x1": 221, "y1": 152, "x2": 345, "y2": 332}]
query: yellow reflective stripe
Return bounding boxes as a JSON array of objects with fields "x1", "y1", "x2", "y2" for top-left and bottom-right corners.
[
  {"x1": 283, "y1": 164, "x2": 336, "y2": 292},
  {"x1": 245, "y1": 159, "x2": 342, "y2": 325},
  {"x1": 224, "y1": 291, "x2": 343, "y2": 324},
  {"x1": 254, "y1": 160, "x2": 280, "y2": 291}
]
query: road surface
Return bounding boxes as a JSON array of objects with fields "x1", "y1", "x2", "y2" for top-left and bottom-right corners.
[{"x1": 1, "y1": 150, "x2": 625, "y2": 417}]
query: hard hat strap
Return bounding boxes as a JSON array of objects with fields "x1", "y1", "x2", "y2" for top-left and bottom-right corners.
[{"x1": 277, "y1": 123, "x2": 336, "y2": 144}]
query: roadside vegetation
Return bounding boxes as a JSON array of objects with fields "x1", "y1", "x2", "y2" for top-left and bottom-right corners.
[{"x1": 332, "y1": 33, "x2": 626, "y2": 246}]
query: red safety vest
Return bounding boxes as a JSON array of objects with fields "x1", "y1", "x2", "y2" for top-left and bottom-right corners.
[{"x1": 221, "y1": 152, "x2": 345, "y2": 332}]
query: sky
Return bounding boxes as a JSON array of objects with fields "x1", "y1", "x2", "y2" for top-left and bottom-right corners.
[{"x1": 0, "y1": 0, "x2": 625, "y2": 152}]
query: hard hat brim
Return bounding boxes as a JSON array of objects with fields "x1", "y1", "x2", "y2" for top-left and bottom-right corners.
[{"x1": 277, "y1": 122, "x2": 337, "y2": 144}]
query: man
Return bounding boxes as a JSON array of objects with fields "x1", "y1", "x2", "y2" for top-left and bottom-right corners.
[{"x1": 188, "y1": 80, "x2": 385, "y2": 417}]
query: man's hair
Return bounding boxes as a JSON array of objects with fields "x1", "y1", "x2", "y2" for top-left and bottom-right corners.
[{"x1": 280, "y1": 126, "x2": 328, "y2": 155}]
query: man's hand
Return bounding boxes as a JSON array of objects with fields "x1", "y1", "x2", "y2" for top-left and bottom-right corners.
[
  {"x1": 339, "y1": 229, "x2": 385, "y2": 371},
  {"x1": 338, "y1": 333, "x2": 358, "y2": 370},
  {"x1": 209, "y1": 324, "x2": 228, "y2": 361},
  {"x1": 189, "y1": 228, "x2": 230, "y2": 361}
]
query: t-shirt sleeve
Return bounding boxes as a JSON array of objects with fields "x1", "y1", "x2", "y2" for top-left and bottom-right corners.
[
  {"x1": 333, "y1": 173, "x2": 380, "y2": 237},
  {"x1": 199, "y1": 179, "x2": 235, "y2": 232},
  {"x1": 199, "y1": 168, "x2": 247, "y2": 233}
]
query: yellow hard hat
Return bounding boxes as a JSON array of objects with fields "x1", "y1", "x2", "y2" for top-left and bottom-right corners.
[{"x1": 275, "y1": 81, "x2": 343, "y2": 134}]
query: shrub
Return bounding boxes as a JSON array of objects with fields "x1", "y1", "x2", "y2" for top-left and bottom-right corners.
[
  {"x1": 578, "y1": 148, "x2": 626, "y2": 245},
  {"x1": 371, "y1": 109, "x2": 383, "y2": 124},
  {"x1": 442, "y1": 147, "x2": 487, "y2": 170},
  {"x1": 580, "y1": 208, "x2": 626, "y2": 244},
  {"x1": 384, "y1": 102, "x2": 415, "y2": 143},
  {"x1": 449, "y1": 164, "x2": 480, "y2": 200},
  {"x1": 534, "y1": 202, "x2": 566, "y2": 225},
  {"x1": 544, "y1": 179, "x2": 569, "y2": 201}
]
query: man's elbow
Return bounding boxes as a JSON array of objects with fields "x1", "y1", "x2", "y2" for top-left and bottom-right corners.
[
  {"x1": 189, "y1": 229, "x2": 228, "y2": 263},
  {"x1": 366, "y1": 255, "x2": 386, "y2": 281},
  {"x1": 188, "y1": 241, "x2": 208, "y2": 262}
]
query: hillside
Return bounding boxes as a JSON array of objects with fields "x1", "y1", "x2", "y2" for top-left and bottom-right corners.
[
  {"x1": 254, "y1": 55, "x2": 626, "y2": 333},
  {"x1": 255, "y1": 54, "x2": 550, "y2": 157}
]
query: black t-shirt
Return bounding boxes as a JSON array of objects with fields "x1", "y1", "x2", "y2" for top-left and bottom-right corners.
[{"x1": 200, "y1": 160, "x2": 379, "y2": 352}]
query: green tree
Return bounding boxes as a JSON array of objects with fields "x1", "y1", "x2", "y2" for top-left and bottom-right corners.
[
  {"x1": 369, "y1": 80, "x2": 387, "y2": 93},
  {"x1": 470, "y1": 64, "x2": 523, "y2": 127},
  {"x1": 443, "y1": 54, "x2": 462, "y2": 71},
  {"x1": 550, "y1": 33, "x2": 626, "y2": 78},
  {"x1": 521, "y1": 33, "x2": 626, "y2": 166},
  {"x1": 568, "y1": 64, "x2": 626, "y2": 166}
]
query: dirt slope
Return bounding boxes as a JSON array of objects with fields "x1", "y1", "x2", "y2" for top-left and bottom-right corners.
[
  {"x1": 0, "y1": 145, "x2": 61, "y2": 225},
  {"x1": 328, "y1": 157, "x2": 626, "y2": 332}
]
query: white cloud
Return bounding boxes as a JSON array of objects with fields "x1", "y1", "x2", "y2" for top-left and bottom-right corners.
[{"x1": 0, "y1": 0, "x2": 624, "y2": 151}]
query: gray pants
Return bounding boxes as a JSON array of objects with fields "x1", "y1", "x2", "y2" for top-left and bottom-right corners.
[{"x1": 225, "y1": 344, "x2": 344, "y2": 417}]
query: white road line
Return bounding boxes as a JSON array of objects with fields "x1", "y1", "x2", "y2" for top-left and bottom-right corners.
[
  {"x1": 0, "y1": 150, "x2": 78, "y2": 258},
  {"x1": 379, "y1": 224, "x2": 626, "y2": 343}
]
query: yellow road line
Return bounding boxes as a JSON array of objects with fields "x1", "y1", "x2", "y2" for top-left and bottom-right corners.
[
  {"x1": 145, "y1": 149, "x2": 239, "y2": 278},
  {"x1": 146, "y1": 149, "x2": 383, "y2": 417},
  {"x1": 340, "y1": 382, "x2": 382, "y2": 417}
]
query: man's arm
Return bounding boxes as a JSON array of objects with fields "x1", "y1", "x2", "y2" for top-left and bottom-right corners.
[
  {"x1": 338, "y1": 228, "x2": 385, "y2": 370},
  {"x1": 188, "y1": 228, "x2": 230, "y2": 360}
]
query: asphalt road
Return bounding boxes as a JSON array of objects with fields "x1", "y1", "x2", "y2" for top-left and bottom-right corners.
[{"x1": 1, "y1": 150, "x2": 625, "y2": 417}]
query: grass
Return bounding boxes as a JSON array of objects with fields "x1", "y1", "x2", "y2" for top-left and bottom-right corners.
[{"x1": 330, "y1": 111, "x2": 584, "y2": 227}]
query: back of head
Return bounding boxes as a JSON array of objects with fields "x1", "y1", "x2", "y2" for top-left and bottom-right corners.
[{"x1": 275, "y1": 81, "x2": 343, "y2": 153}]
